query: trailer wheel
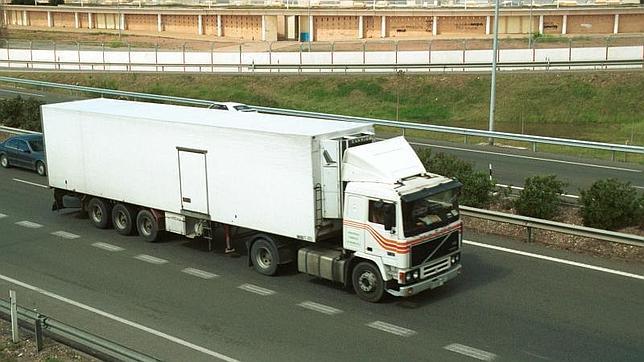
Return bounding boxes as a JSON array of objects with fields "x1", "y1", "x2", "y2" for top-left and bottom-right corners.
[
  {"x1": 352, "y1": 261, "x2": 385, "y2": 303},
  {"x1": 250, "y1": 238, "x2": 279, "y2": 276},
  {"x1": 87, "y1": 198, "x2": 112, "y2": 229},
  {"x1": 136, "y1": 209, "x2": 159, "y2": 242},
  {"x1": 0, "y1": 154, "x2": 9, "y2": 168},
  {"x1": 112, "y1": 203, "x2": 137, "y2": 236}
]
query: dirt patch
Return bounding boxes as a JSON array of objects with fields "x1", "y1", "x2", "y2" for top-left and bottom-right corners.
[
  {"x1": 0, "y1": 317, "x2": 98, "y2": 362},
  {"x1": 464, "y1": 203, "x2": 644, "y2": 263}
]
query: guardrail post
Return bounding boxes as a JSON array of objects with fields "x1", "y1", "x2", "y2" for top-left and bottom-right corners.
[
  {"x1": 532, "y1": 142, "x2": 537, "y2": 152},
  {"x1": 101, "y1": 43, "x2": 106, "y2": 71},
  {"x1": 35, "y1": 313, "x2": 44, "y2": 352},
  {"x1": 464, "y1": 134, "x2": 468, "y2": 144},
  {"x1": 269, "y1": 41, "x2": 273, "y2": 72},
  {"x1": 395, "y1": 40, "x2": 399, "y2": 65},
  {"x1": 182, "y1": 43, "x2": 186, "y2": 73},
  {"x1": 239, "y1": 44, "x2": 243, "y2": 73},
  {"x1": 331, "y1": 41, "x2": 335, "y2": 67},
  {"x1": 568, "y1": 38, "x2": 572, "y2": 70},
  {"x1": 10, "y1": 290, "x2": 19, "y2": 343},
  {"x1": 77, "y1": 42, "x2": 81, "y2": 71},
  {"x1": 210, "y1": 42, "x2": 214, "y2": 73},
  {"x1": 53, "y1": 41, "x2": 58, "y2": 70},
  {"x1": 611, "y1": 150, "x2": 616, "y2": 162},
  {"x1": 428, "y1": 40, "x2": 432, "y2": 67},
  {"x1": 299, "y1": 43, "x2": 302, "y2": 73},
  {"x1": 155, "y1": 43, "x2": 159, "y2": 72},
  {"x1": 362, "y1": 41, "x2": 366, "y2": 73},
  {"x1": 527, "y1": 226, "x2": 533, "y2": 243}
]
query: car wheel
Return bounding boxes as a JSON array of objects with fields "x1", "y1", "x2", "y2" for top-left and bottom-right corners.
[
  {"x1": 87, "y1": 198, "x2": 112, "y2": 229},
  {"x1": 250, "y1": 238, "x2": 280, "y2": 276},
  {"x1": 352, "y1": 261, "x2": 385, "y2": 303},
  {"x1": 136, "y1": 209, "x2": 160, "y2": 242},
  {"x1": 36, "y1": 161, "x2": 46, "y2": 176},
  {"x1": 112, "y1": 203, "x2": 137, "y2": 236},
  {"x1": 0, "y1": 154, "x2": 9, "y2": 168}
]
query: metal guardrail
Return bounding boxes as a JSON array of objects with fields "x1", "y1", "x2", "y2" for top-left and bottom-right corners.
[
  {"x1": 0, "y1": 76, "x2": 642, "y2": 156},
  {"x1": 0, "y1": 125, "x2": 41, "y2": 135},
  {"x1": 0, "y1": 298, "x2": 159, "y2": 361},
  {"x1": 0, "y1": 59, "x2": 641, "y2": 73},
  {"x1": 2, "y1": 123, "x2": 642, "y2": 247},
  {"x1": 461, "y1": 206, "x2": 644, "y2": 247}
]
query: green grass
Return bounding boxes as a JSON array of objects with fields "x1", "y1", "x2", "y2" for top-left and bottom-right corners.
[{"x1": 6, "y1": 71, "x2": 644, "y2": 161}]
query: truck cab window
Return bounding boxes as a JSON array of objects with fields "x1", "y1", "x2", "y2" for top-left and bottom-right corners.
[{"x1": 369, "y1": 200, "x2": 396, "y2": 230}]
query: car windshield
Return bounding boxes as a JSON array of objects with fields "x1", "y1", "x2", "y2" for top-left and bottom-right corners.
[
  {"x1": 402, "y1": 187, "x2": 459, "y2": 238},
  {"x1": 233, "y1": 105, "x2": 254, "y2": 112},
  {"x1": 29, "y1": 140, "x2": 44, "y2": 152}
]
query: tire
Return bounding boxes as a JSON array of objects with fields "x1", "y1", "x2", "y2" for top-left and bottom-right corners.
[
  {"x1": 136, "y1": 209, "x2": 160, "y2": 242},
  {"x1": 250, "y1": 238, "x2": 279, "y2": 276},
  {"x1": 36, "y1": 161, "x2": 46, "y2": 176},
  {"x1": 0, "y1": 154, "x2": 9, "y2": 168},
  {"x1": 112, "y1": 203, "x2": 137, "y2": 236},
  {"x1": 352, "y1": 261, "x2": 385, "y2": 303},
  {"x1": 87, "y1": 198, "x2": 112, "y2": 229}
]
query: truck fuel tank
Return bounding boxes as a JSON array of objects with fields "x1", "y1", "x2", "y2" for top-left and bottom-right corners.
[{"x1": 298, "y1": 247, "x2": 348, "y2": 284}]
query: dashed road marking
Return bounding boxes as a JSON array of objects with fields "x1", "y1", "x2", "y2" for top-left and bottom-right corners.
[
  {"x1": 12, "y1": 178, "x2": 49, "y2": 189},
  {"x1": 367, "y1": 321, "x2": 417, "y2": 337},
  {"x1": 238, "y1": 283, "x2": 275, "y2": 296},
  {"x1": 182, "y1": 268, "x2": 219, "y2": 279},
  {"x1": 464, "y1": 240, "x2": 644, "y2": 280},
  {"x1": 15, "y1": 220, "x2": 43, "y2": 229},
  {"x1": 0, "y1": 213, "x2": 6, "y2": 219},
  {"x1": 51, "y1": 231, "x2": 80, "y2": 240},
  {"x1": 444, "y1": 343, "x2": 497, "y2": 361},
  {"x1": 134, "y1": 254, "x2": 168, "y2": 265},
  {"x1": 298, "y1": 301, "x2": 342, "y2": 315},
  {"x1": 91, "y1": 242, "x2": 124, "y2": 252}
]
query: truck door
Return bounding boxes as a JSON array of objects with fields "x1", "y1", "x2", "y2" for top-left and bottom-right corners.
[{"x1": 177, "y1": 149, "x2": 209, "y2": 215}]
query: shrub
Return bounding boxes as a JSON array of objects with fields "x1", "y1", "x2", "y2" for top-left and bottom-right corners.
[
  {"x1": 579, "y1": 179, "x2": 643, "y2": 230},
  {"x1": 417, "y1": 149, "x2": 496, "y2": 208},
  {"x1": 0, "y1": 96, "x2": 44, "y2": 132},
  {"x1": 514, "y1": 175, "x2": 567, "y2": 220}
]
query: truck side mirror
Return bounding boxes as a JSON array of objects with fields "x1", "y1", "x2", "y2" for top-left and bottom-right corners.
[{"x1": 383, "y1": 204, "x2": 396, "y2": 232}]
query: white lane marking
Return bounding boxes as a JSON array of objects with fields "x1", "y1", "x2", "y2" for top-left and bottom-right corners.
[
  {"x1": 0, "y1": 213, "x2": 6, "y2": 219},
  {"x1": 444, "y1": 343, "x2": 497, "y2": 361},
  {"x1": 15, "y1": 220, "x2": 43, "y2": 229},
  {"x1": 181, "y1": 268, "x2": 219, "y2": 279},
  {"x1": 496, "y1": 183, "x2": 580, "y2": 199},
  {"x1": 91, "y1": 242, "x2": 124, "y2": 252},
  {"x1": 464, "y1": 240, "x2": 644, "y2": 280},
  {"x1": 0, "y1": 88, "x2": 45, "y2": 97},
  {"x1": 237, "y1": 283, "x2": 275, "y2": 296},
  {"x1": 51, "y1": 231, "x2": 80, "y2": 239},
  {"x1": 297, "y1": 301, "x2": 342, "y2": 315},
  {"x1": 134, "y1": 254, "x2": 168, "y2": 265},
  {"x1": 409, "y1": 141, "x2": 642, "y2": 173},
  {"x1": 367, "y1": 321, "x2": 417, "y2": 337},
  {"x1": 12, "y1": 178, "x2": 49, "y2": 189},
  {"x1": 0, "y1": 273, "x2": 239, "y2": 362}
]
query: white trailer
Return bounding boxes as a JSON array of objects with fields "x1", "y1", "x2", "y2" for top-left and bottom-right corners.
[{"x1": 43, "y1": 99, "x2": 463, "y2": 302}]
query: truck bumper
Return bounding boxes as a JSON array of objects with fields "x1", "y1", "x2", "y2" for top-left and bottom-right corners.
[{"x1": 386, "y1": 264, "x2": 461, "y2": 297}]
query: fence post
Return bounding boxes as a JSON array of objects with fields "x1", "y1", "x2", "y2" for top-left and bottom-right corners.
[
  {"x1": 10, "y1": 290, "x2": 18, "y2": 343},
  {"x1": 35, "y1": 314, "x2": 44, "y2": 352},
  {"x1": 77, "y1": 42, "x2": 81, "y2": 71}
]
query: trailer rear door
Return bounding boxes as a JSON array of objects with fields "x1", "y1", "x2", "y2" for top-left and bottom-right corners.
[{"x1": 178, "y1": 149, "x2": 209, "y2": 215}]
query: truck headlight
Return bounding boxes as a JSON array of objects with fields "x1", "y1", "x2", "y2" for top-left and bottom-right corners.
[{"x1": 412, "y1": 270, "x2": 419, "y2": 279}]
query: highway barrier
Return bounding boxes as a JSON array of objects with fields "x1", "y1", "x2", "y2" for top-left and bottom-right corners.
[
  {"x1": 1, "y1": 76, "x2": 642, "y2": 157},
  {"x1": 0, "y1": 297, "x2": 159, "y2": 362}
]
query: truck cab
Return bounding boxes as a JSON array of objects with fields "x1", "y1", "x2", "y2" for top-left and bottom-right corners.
[{"x1": 301, "y1": 136, "x2": 462, "y2": 302}]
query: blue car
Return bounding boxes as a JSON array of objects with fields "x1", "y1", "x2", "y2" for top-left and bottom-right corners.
[{"x1": 0, "y1": 134, "x2": 47, "y2": 176}]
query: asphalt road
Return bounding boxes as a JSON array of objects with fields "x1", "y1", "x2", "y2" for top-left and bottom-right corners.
[
  {"x1": 1, "y1": 86, "x2": 642, "y2": 196},
  {"x1": 0, "y1": 167, "x2": 642, "y2": 361}
]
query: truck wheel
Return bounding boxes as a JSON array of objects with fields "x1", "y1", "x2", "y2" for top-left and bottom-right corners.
[
  {"x1": 0, "y1": 154, "x2": 9, "y2": 168},
  {"x1": 112, "y1": 204, "x2": 137, "y2": 236},
  {"x1": 136, "y1": 209, "x2": 159, "y2": 242},
  {"x1": 352, "y1": 262, "x2": 385, "y2": 303},
  {"x1": 36, "y1": 161, "x2": 46, "y2": 176},
  {"x1": 87, "y1": 198, "x2": 112, "y2": 229},
  {"x1": 250, "y1": 238, "x2": 279, "y2": 276}
]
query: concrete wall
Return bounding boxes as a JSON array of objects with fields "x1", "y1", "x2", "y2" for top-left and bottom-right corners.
[
  {"x1": 567, "y1": 15, "x2": 614, "y2": 34},
  {"x1": 2, "y1": 6, "x2": 642, "y2": 42}
]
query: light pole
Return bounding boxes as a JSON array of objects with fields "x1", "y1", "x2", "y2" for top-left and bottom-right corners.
[
  {"x1": 488, "y1": 0, "x2": 500, "y2": 145},
  {"x1": 528, "y1": 0, "x2": 534, "y2": 48}
]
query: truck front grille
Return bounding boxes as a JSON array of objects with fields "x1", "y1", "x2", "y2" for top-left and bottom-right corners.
[
  {"x1": 411, "y1": 231, "x2": 459, "y2": 267},
  {"x1": 421, "y1": 258, "x2": 451, "y2": 279}
]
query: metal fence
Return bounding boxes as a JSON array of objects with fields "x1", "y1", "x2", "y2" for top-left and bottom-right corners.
[{"x1": 0, "y1": 297, "x2": 159, "y2": 361}]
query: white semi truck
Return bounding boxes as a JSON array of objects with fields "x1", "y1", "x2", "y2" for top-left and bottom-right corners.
[{"x1": 43, "y1": 98, "x2": 463, "y2": 302}]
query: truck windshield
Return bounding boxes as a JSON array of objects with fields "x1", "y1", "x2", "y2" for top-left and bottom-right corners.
[{"x1": 402, "y1": 188, "x2": 459, "y2": 238}]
